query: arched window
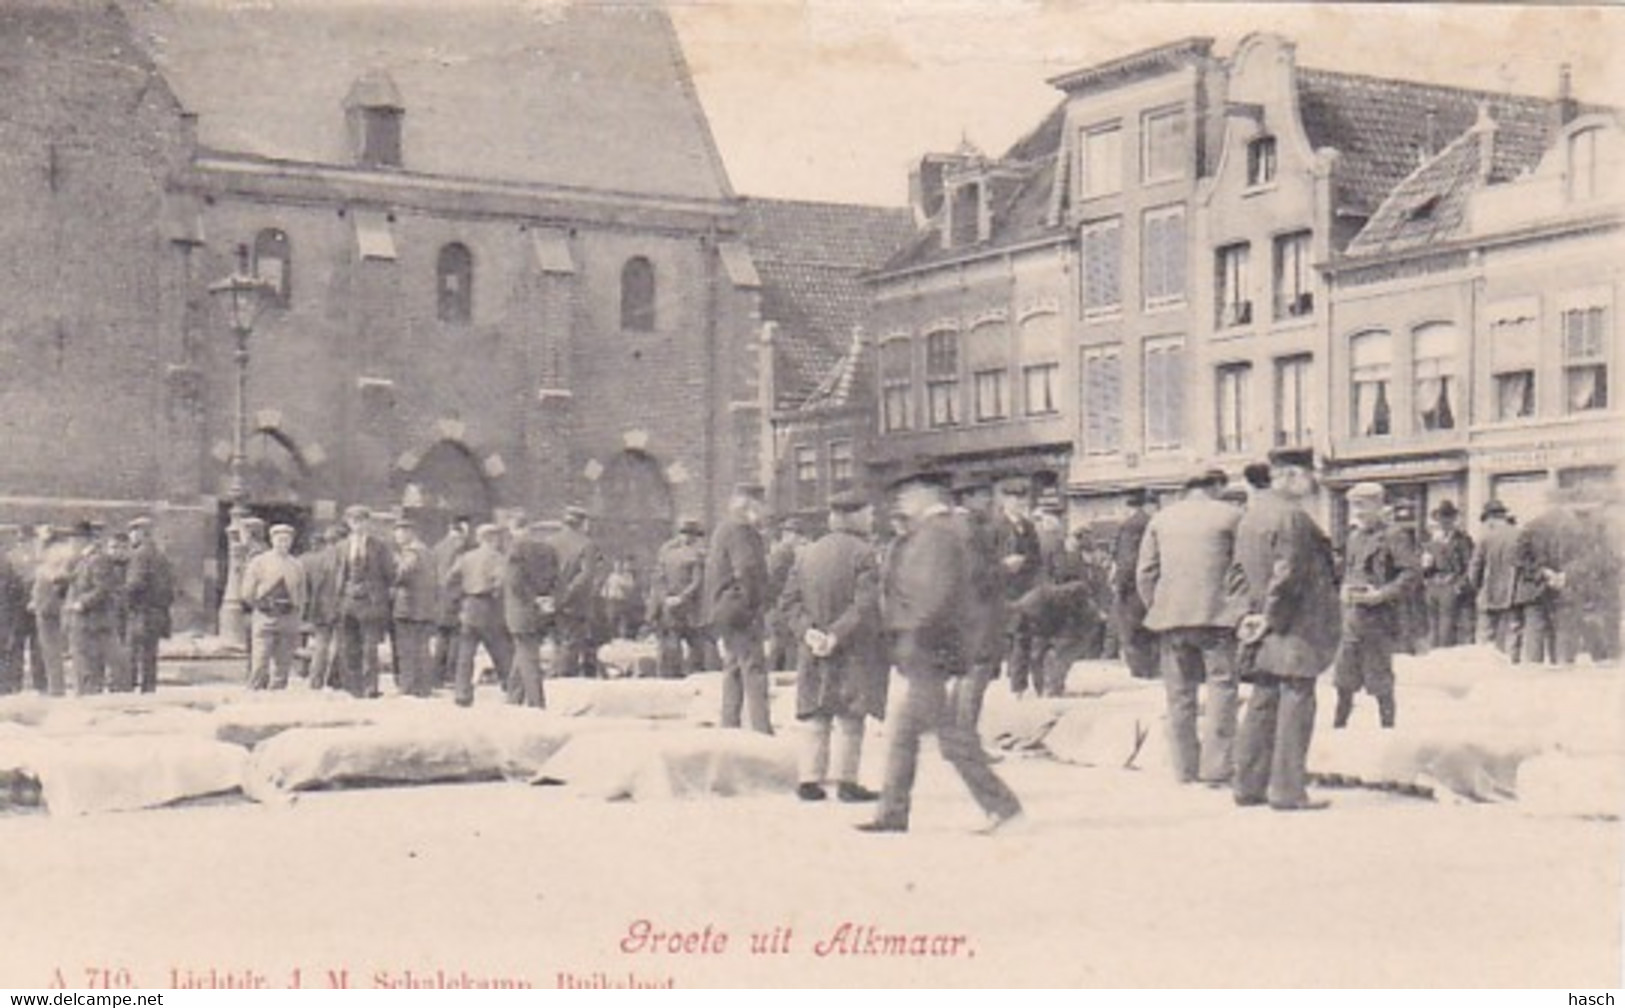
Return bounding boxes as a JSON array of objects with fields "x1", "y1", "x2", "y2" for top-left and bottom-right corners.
[
  {"x1": 621, "y1": 256, "x2": 656, "y2": 331},
  {"x1": 252, "y1": 228, "x2": 291, "y2": 308},
  {"x1": 1349, "y1": 329, "x2": 1393, "y2": 437},
  {"x1": 437, "y1": 243, "x2": 473, "y2": 323}
]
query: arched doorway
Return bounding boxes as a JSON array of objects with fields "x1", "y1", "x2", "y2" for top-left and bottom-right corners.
[
  {"x1": 402, "y1": 440, "x2": 495, "y2": 543},
  {"x1": 591, "y1": 450, "x2": 675, "y2": 585}
]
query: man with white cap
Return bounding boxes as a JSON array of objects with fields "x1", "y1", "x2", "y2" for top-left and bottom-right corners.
[
  {"x1": 1336, "y1": 481, "x2": 1419, "y2": 729},
  {"x1": 240, "y1": 524, "x2": 308, "y2": 690}
]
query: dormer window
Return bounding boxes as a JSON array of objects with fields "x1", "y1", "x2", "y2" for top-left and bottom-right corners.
[
  {"x1": 252, "y1": 228, "x2": 291, "y2": 308},
  {"x1": 948, "y1": 181, "x2": 983, "y2": 248},
  {"x1": 346, "y1": 70, "x2": 405, "y2": 169},
  {"x1": 1568, "y1": 127, "x2": 1599, "y2": 201},
  {"x1": 1246, "y1": 136, "x2": 1277, "y2": 187}
]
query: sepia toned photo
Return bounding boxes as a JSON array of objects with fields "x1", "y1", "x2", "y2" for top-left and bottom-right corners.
[{"x1": 0, "y1": 0, "x2": 1620, "y2": 990}]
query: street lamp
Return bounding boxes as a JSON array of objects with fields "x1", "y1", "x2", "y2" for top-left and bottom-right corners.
[{"x1": 208, "y1": 243, "x2": 272, "y2": 646}]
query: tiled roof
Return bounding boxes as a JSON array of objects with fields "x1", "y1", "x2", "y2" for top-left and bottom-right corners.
[
  {"x1": 1344, "y1": 126, "x2": 1486, "y2": 256},
  {"x1": 797, "y1": 329, "x2": 866, "y2": 414},
  {"x1": 877, "y1": 101, "x2": 1068, "y2": 274},
  {"x1": 1296, "y1": 67, "x2": 1560, "y2": 217},
  {"x1": 116, "y1": 0, "x2": 733, "y2": 202},
  {"x1": 738, "y1": 198, "x2": 914, "y2": 412}
]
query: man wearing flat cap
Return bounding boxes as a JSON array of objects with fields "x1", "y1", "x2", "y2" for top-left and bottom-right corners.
[
  {"x1": 1229, "y1": 447, "x2": 1341, "y2": 811},
  {"x1": 335, "y1": 506, "x2": 396, "y2": 698},
  {"x1": 649, "y1": 518, "x2": 708, "y2": 678},
  {"x1": 124, "y1": 517, "x2": 174, "y2": 693},
  {"x1": 444, "y1": 524, "x2": 515, "y2": 706},
  {"x1": 858, "y1": 468, "x2": 1021, "y2": 834},
  {"x1": 1421, "y1": 499, "x2": 1475, "y2": 648},
  {"x1": 705, "y1": 483, "x2": 773, "y2": 733},
  {"x1": 1136, "y1": 466, "x2": 1242, "y2": 784},
  {"x1": 548, "y1": 505, "x2": 604, "y2": 679},
  {"x1": 240, "y1": 524, "x2": 308, "y2": 690},
  {"x1": 777, "y1": 490, "x2": 886, "y2": 802},
  {"x1": 1337, "y1": 482, "x2": 1420, "y2": 729}
]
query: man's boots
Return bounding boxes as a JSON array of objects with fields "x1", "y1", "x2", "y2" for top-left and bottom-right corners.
[
  {"x1": 1333, "y1": 689, "x2": 1355, "y2": 729},
  {"x1": 1378, "y1": 693, "x2": 1396, "y2": 729}
]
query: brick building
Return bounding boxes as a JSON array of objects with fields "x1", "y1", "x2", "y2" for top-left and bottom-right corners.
[{"x1": 0, "y1": 0, "x2": 775, "y2": 629}]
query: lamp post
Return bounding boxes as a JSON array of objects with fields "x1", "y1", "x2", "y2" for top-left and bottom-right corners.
[{"x1": 209, "y1": 243, "x2": 271, "y2": 646}]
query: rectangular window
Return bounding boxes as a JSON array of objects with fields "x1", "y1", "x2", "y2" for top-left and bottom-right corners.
[
  {"x1": 1247, "y1": 136, "x2": 1277, "y2": 187},
  {"x1": 973, "y1": 369, "x2": 1008, "y2": 422},
  {"x1": 1080, "y1": 124, "x2": 1122, "y2": 199},
  {"x1": 1350, "y1": 331, "x2": 1394, "y2": 438},
  {"x1": 1275, "y1": 354, "x2": 1313, "y2": 448},
  {"x1": 1080, "y1": 218, "x2": 1122, "y2": 317},
  {"x1": 1142, "y1": 206, "x2": 1187, "y2": 310},
  {"x1": 949, "y1": 183, "x2": 982, "y2": 248},
  {"x1": 1216, "y1": 363, "x2": 1251, "y2": 455},
  {"x1": 1215, "y1": 242, "x2": 1252, "y2": 328},
  {"x1": 828, "y1": 439, "x2": 854, "y2": 490},
  {"x1": 1081, "y1": 346, "x2": 1123, "y2": 455},
  {"x1": 793, "y1": 444, "x2": 818, "y2": 508},
  {"x1": 1273, "y1": 231, "x2": 1313, "y2": 320},
  {"x1": 1489, "y1": 305, "x2": 1538, "y2": 421},
  {"x1": 1023, "y1": 363, "x2": 1059, "y2": 416},
  {"x1": 1414, "y1": 322, "x2": 1459, "y2": 432},
  {"x1": 925, "y1": 331, "x2": 960, "y2": 428},
  {"x1": 1495, "y1": 371, "x2": 1536, "y2": 421},
  {"x1": 1143, "y1": 338, "x2": 1186, "y2": 451},
  {"x1": 1563, "y1": 305, "x2": 1609, "y2": 412},
  {"x1": 361, "y1": 108, "x2": 403, "y2": 168},
  {"x1": 1142, "y1": 108, "x2": 1186, "y2": 183},
  {"x1": 880, "y1": 339, "x2": 913, "y2": 433}
]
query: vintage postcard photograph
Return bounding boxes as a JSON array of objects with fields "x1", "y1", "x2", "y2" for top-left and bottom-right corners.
[{"x1": 0, "y1": 0, "x2": 1620, "y2": 990}]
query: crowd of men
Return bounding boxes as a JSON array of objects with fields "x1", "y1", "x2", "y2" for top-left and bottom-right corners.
[{"x1": 0, "y1": 455, "x2": 1616, "y2": 830}]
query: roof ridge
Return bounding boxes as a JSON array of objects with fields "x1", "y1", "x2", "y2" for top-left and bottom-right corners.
[{"x1": 1297, "y1": 65, "x2": 1557, "y2": 110}]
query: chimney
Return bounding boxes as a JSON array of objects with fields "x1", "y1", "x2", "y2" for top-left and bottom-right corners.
[
  {"x1": 1555, "y1": 63, "x2": 1580, "y2": 128},
  {"x1": 1418, "y1": 106, "x2": 1440, "y2": 164},
  {"x1": 1471, "y1": 102, "x2": 1498, "y2": 182}
]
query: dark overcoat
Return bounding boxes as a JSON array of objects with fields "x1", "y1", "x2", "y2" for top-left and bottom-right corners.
[
  {"x1": 1229, "y1": 491, "x2": 1342, "y2": 679},
  {"x1": 780, "y1": 529, "x2": 885, "y2": 721}
]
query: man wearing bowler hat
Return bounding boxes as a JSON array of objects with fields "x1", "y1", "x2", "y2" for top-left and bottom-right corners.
[
  {"x1": 859, "y1": 467, "x2": 1022, "y2": 834},
  {"x1": 1469, "y1": 499, "x2": 1525, "y2": 658},
  {"x1": 706, "y1": 483, "x2": 773, "y2": 734},
  {"x1": 124, "y1": 517, "x2": 175, "y2": 694},
  {"x1": 1422, "y1": 499, "x2": 1475, "y2": 648}
]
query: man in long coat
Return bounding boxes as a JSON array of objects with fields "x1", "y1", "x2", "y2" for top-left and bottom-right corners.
[
  {"x1": 1518, "y1": 491, "x2": 1590, "y2": 665},
  {"x1": 65, "y1": 522, "x2": 120, "y2": 696},
  {"x1": 778, "y1": 491, "x2": 885, "y2": 803},
  {"x1": 1229, "y1": 448, "x2": 1342, "y2": 811},
  {"x1": 302, "y1": 525, "x2": 345, "y2": 689},
  {"x1": 1137, "y1": 468, "x2": 1242, "y2": 784},
  {"x1": 549, "y1": 506, "x2": 604, "y2": 679},
  {"x1": 705, "y1": 484, "x2": 773, "y2": 734},
  {"x1": 505, "y1": 519, "x2": 560, "y2": 707},
  {"x1": 1111, "y1": 489, "x2": 1158, "y2": 679},
  {"x1": 858, "y1": 470, "x2": 1022, "y2": 835},
  {"x1": 1468, "y1": 499, "x2": 1523, "y2": 657},
  {"x1": 1421, "y1": 500, "x2": 1475, "y2": 648}
]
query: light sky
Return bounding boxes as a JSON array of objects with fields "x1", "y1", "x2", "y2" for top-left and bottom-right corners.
[{"x1": 669, "y1": 1, "x2": 1624, "y2": 206}]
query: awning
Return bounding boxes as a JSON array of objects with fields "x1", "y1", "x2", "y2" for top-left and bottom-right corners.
[
  {"x1": 530, "y1": 229, "x2": 575, "y2": 275},
  {"x1": 353, "y1": 210, "x2": 397, "y2": 261}
]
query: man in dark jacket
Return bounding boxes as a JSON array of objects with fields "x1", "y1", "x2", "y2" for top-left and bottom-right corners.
[
  {"x1": 1111, "y1": 489, "x2": 1158, "y2": 679},
  {"x1": 1230, "y1": 449, "x2": 1342, "y2": 811},
  {"x1": 549, "y1": 506, "x2": 604, "y2": 679},
  {"x1": 764, "y1": 519, "x2": 809, "y2": 672},
  {"x1": 65, "y1": 522, "x2": 120, "y2": 696},
  {"x1": 444, "y1": 524, "x2": 514, "y2": 707},
  {"x1": 950, "y1": 473, "x2": 1004, "y2": 729},
  {"x1": 430, "y1": 516, "x2": 474, "y2": 687},
  {"x1": 334, "y1": 506, "x2": 396, "y2": 698},
  {"x1": 706, "y1": 484, "x2": 773, "y2": 733},
  {"x1": 390, "y1": 518, "x2": 439, "y2": 697},
  {"x1": 858, "y1": 470, "x2": 1022, "y2": 835},
  {"x1": 1422, "y1": 500, "x2": 1475, "y2": 648},
  {"x1": 649, "y1": 518, "x2": 708, "y2": 678},
  {"x1": 993, "y1": 475, "x2": 1044, "y2": 697},
  {"x1": 1468, "y1": 500, "x2": 1524, "y2": 658},
  {"x1": 1336, "y1": 482, "x2": 1420, "y2": 729},
  {"x1": 124, "y1": 517, "x2": 174, "y2": 694},
  {"x1": 505, "y1": 519, "x2": 560, "y2": 707},
  {"x1": 302, "y1": 525, "x2": 345, "y2": 689},
  {"x1": 779, "y1": 491, "x2": 884, "y2": 803},
  {"x1": 1518, "y1": 492, "x2": 1590, "y2": 665}
]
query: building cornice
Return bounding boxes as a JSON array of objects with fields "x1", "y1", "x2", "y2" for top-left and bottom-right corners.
[{"x1": 864, "y1": 232, "x2": 1070, "y2": 286}]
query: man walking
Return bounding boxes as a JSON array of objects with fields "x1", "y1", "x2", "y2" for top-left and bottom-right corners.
[
  {"x1": 505, "y1": 519, "x2": 559, "y2": 707},
  {"x1": 1111, "y1": 489, "x2": 1158, "y2": 679},
  {"x1": 124, "y1": 517, "x2": 174, "y2": 694},
  {"x1": 241, "y1": 524, "x2": 307, "y2": 691},
  {"x1": 1230, "y1": 449, "x2": 1341, "y2": 811},
  {"x1": 1335, "y1": 482, "x2": 1419, "y2": 729},
  {"x1": 390, "y1": 518, "x2": 438, "y2": 697},
  {"x1": 779, "y1": 491, "x2": 885, "y2": 803},
  {"x1": 705, "y1": 484, "x2": 773, "y2": 734},
  {"x1": 858, "y1": 469, "x2": 1022, "y2": 835},
  {"x1": 1422, "y1": 500, "x2": 1475, "y2": 648},
  {"x1": 1136, "y1": 468, "x2": 1242, "y2": 784}
]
